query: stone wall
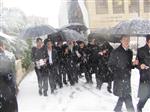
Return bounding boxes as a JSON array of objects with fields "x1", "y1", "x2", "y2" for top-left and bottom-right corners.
[{"x1": 15, "y1": 59, "x2": 26, "y2": 85}]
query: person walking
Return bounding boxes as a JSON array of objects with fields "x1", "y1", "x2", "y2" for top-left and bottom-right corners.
[
  {"x1": 136, "y1": 34, "x2": 150, "y2": 112},
  {"x1": 31, "y1": 38, "x2": 48, "y2": 96},
  {"x1": 108, "y1": 35, "x2": 138, "y2": 112}
]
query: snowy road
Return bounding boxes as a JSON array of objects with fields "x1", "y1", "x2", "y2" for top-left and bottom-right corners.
[{"x1": 17, "y1": 69, "x2": 150, "y2": 112}]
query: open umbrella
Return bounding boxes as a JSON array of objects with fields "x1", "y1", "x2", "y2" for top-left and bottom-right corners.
[
  {"x1": 20, "y1": 25, "x2": 57, "y2": 39},
  {"x1": 61, "y1": 23, "x2": 88, "y2": 32},
  {"x1": 110, "y1": 19, "x2": 150, "y2": 43},
  {"x1": 45, "y1": 31, "x2": 66, "y2": 44},
  {"x1": 45, "y1": 29, "x2": 87, "y2": 44},
  {"x1": 88, "y1": 28, "x2": 118, "y2": 43},
  {"x1": 111, "y1": 19, "x2": 150, "y2": 36},
  {"x1": 60, "y1": 29, "x2": 87, "y2": 41}
]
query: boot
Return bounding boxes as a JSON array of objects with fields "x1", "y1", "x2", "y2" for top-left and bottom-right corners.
[
  {"x1": 39, "y1": 89, "x2": 42, "y2": 96},
  {"x1": 43, "y1": 91, "x2": 48, "y2": 97}
]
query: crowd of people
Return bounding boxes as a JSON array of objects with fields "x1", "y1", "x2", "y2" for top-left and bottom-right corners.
[
  {"x1": 31, "y1": 34, "x2": 150, "y2": 112},
  {"x1": 1, "y1": 34, "x2": 150, "y2": 112},
  {"x1": 31, "y1": 36, "x2": 114, "y2": 96}
]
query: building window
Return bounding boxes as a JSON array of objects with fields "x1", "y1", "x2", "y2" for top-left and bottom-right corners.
[
  {"x1": 113, "y1": 0, "x2": 124, "y2": 14},
  {"x1": 129, "y1": 0, "x2": 139, "y2": 13},
  {"x1": 144, "y1": 0, "x2": 150, "y2": 13},
  {"x1": 95, "y1": 0, "x2": 108, "y2": 14}
]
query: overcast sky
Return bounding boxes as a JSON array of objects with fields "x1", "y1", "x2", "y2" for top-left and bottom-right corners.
[{"x1": 4, "y1": 0, "x2": 61, "y2": 28}]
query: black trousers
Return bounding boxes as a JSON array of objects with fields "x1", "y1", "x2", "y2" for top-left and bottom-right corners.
[
  {"x1": 35, "y1": 67, "x2": 48, "y2": 93},
  {"x1": 64, "y1": 65, "x2": 75, "y2": 85},
  {"x1": 80, "y1": 64, "x2": 92, "y2": 83},
  {"x1": 55, "y1": 65, "x2": 63, "y2": 88},
  {"x1": 114, "y1": 95, "x2": 135, "y2": 112},
  {"x1": 48, "y1": 65, "x2": 57, "y2": 93},
  {"x1": 59, "y1": 65, "x2": 67, "y2": 84},
  {"x1": 72, "y1": 64, "x2": 78, "y2": 83},
  {"x1": 137, "y1": 96, "x2": 149, "y2": 110}
]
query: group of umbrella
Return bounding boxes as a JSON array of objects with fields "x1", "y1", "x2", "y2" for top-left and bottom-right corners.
[
  {"x1": 20, "y1": 19, "x2": 150, "y2": 44},
  {"x1": 20, "y1": 23, "x2": 88, "y2": 43}
]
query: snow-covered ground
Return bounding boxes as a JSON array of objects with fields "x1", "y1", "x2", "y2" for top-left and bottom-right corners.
[{"x1": 17, "y1": 69, "x2": 150, "y2": 112}]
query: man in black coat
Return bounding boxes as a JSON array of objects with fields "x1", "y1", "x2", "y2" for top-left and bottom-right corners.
[
  {"x1": 61, "y1": 44, "x2": 75, "y2": 86},
  {"x1": 0, "y1": 41, "x2": 18, "y2": 112},
  {"x1": 68, "y1": 41, "x2": 79, "y2": 84},
  {"x1": 46, "y1": 40, "x2": 59, "y2": 94},
  {"x1": 31, "y1": 38, "x2": 48, "y2": 96},
  {"x1": 77, "y1": 41, "x2": 90, "y2": 83},
  {"x1": 54, "y1": 42, "x2": 63, "y2": 88},
  {"x1": 87, "y1": 39, "x2": 99, "y2": 84},
  {"x1": 136, "y1": 34, "x2": 150, "y2": 112},
  {"x1": 96, "y1": 41, "x2": 113, "y2": 93},
  {"x1": 108, "y1": 35, "x2": 137, "y2": 112}
]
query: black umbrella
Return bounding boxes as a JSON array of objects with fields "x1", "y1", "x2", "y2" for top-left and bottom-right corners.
[
  {"x1": 20, "y1": 25, "x2": 57, "y2": 39},
  {"x1": 45, "y1": 31, "x2": 66, "y2": 44},
  {"x1": 111, "y1": 19, "x2": 150, "y2": 36},
  {"x1": 110, "y1": 19, "x2": 150, "y2": 44},
  {"x1": 44, "y1": 29, "x2": 87, "y2": 45},
  {"x1": 88, "y1": 28, "x2": 118, "y2": 43},
  {"x1": 61, "y1": 23, "x2": 88, "y2": 32},
  {"x1": 60, "y1": 29, "x2": 87, "y2": 41}
]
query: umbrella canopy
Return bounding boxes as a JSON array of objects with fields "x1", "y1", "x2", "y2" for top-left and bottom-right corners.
[
  {"x1": 45, "y1": 29, "x2": 87, "y2": 44},
  {"x1": 45, "y1": 32, "x2": 66, "y2": 44},
  {"x1": 88, "y1": 28, "x2": 118, "y2": 43},
  {"x1": 61, "y1": 23, "x2": 88, "y2": 32},
  {"x1": 20, "y1": 25, "x2": 57, "y2": 39},
  {"x1": 60, "y1": 29, "x2": 87, "y2": 41},
  {"x1": 111, "y1": 19, "x2": 150, "y2": 36}
]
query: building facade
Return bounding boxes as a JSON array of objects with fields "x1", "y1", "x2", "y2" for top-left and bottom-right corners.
[{"x1": 85, "y1": 0, "x2": 150, "y2": 30}]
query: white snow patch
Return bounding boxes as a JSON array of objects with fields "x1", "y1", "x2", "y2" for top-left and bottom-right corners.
[{"x1": 17, "y1": 69, "x2": 150, "y2": 112}]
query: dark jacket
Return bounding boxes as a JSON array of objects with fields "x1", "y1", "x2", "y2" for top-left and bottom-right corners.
[
  {"x1": 31, "y1": 46, "x2": 48, "y2": 62},
  {"x1": 31, "y1": 46, "x2": 48, "y2": 70},
  {"x1": 46, "y1": 48, "x2": 58, "y2": 67},
  {"x1": 87, "y1": 43, "x2": 99, "y2": 66},
  {"x1": 78, "y1": 46, "x2": 89, "y2": 66},
  {"x1": 55, "y1": 46, "x2": 63, "y2": 65},
  {"x1": 61, "y1": 47, "x2": 74, "y2": 68},
  {"x1": 97, "y1": 43, "x2": 113, "y2": 82},
  {"x1": 108, "y1": 45, "x2": 134, "y2": 97},
  {"x1": 0, "y1": 73, "x2": 18, "y2": 112},
  {"x1": 136, "y1": 44, "x2": 150, "y2": 99}
]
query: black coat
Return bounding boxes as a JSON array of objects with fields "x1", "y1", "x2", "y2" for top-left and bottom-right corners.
[
  {"x1": 61, "y1": 50, "x2": 73, "y2": 66},
  {"x1": 87, "y1": 43, "x2": 99, "y2": 66},
  {"x1": 46, "y1": 48, "x2": 58, "y2": 66},
  {"x1": 0, "y1": 73, "x2": 18, "y2": 112},
  {"x1": 55, "y1": 46, "x2": 63, "y2": 65},
  {"x1": 31, "y1": 46, "x2": 48, "y2": 62},
  {"x1": 32, "y1": 46, "x2": 49, "y2": 72},
  {"x1": 77, "y1": 46, "x2": 89, "y2": 66},
  {"x1": 108, "y1": 45, "x2": 134, "y2": 97},
  {"x1": 97, "y1": 44, "x2": 113, "y2": 82},
  {"x1": 136, "y1": 45, "x2": 150, "y2": 99}
]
